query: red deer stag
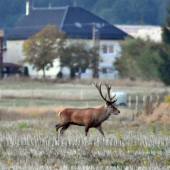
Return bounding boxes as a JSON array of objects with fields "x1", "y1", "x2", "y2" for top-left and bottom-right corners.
[{"x1": 55, "y1": 83, "x2": 120, "y2": 137}]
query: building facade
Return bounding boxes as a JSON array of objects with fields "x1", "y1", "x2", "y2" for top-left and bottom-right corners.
[{"x1": 6, "y1": 6, "x2": 128, "y2": 78}]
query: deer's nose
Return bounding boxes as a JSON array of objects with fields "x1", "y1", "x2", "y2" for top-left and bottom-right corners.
[{"x1": 118, "y1": 110, "x2": 120, "y2": 114}]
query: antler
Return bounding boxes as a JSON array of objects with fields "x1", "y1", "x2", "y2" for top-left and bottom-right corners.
[
  {"x1": 105, "y1": 84, "x2": 117, "y2": 103},
  {"x1": 93, "y1": 82, "x2": 117, "y2": 104},
  {"x1": 93, "y1": 82, "x2": 107, "y2": 102}
]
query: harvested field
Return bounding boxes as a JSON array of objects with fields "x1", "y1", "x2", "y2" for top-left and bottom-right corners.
[{"x1": 0, "y1": 106, "x2": 170, "y2": 169}]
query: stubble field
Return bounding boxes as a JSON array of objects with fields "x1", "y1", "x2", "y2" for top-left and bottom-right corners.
[{"x1": 0, "y1": 78, "x2": 170, "y2": 169}]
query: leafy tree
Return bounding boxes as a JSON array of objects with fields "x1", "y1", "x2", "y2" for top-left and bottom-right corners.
[
  {"x1": 158, "y1": 46, "x2": 170, "y2": 85},
  {"x1": 114, "y1": 37, "x2": 162, "y2": 80},
  {"x1": 158, "y1": 2, "x2": 170, "y2": 85},
  {"x1": 162, "y1": 2, "x2": 170, "y2": 44},
  {"x1": 23, "y1": 24, "x2": 65, "y2": 78},
  {"x1": 59, "y1": 42, "x2": 100, "y2": 78}
]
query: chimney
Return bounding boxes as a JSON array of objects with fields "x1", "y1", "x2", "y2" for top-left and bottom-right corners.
[
  {"x1": 49, "y1": 3, "x2": 52, "y2": 9},
  {"x1": 26, "y1": 1, "x2": 29, "y2": 16},
  {"x1": 73, "y1": 0, "x2": 77, "y2": 7}
]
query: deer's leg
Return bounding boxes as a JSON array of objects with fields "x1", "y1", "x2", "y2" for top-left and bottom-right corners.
[
  {"x1": 60, "y1": 124, "x2": 70, "y2": 135},
  {"x1": 55, "y1": 123, "x2": 65, "y2": 139},
  {"x1": 96, "y1": 125, "x2": 105, "y2": 137},
  {"x1": 85, "y1": 126, "x2": 90, "y2": 136},
  {"x1": 55, "y1": 124, "x2": 60, "y2": 139}
]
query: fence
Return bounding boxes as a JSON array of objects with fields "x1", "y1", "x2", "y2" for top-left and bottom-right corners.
[
  {"x1": 127, "y1": 94, "x2": 161, "y2": 110},
  {"x1": 0, "y1": 89, "x2": 166, "y2": 110}
]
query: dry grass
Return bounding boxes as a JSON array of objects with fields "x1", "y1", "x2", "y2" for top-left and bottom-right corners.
[
  {"x1": 0, "y1": 106, "x2": 63, "y2": 121},
  {"x1": 140, "y1": 103, "x2": 170, "y2": 124},
  {"x1": 68, "y1": 78, "x2": 164, "y2": 87},
  {"x1": 0, "y1": 76, "x2": 164, "y2": 88},
  {"x1": 1, "y1": 105, "x2": 170, "y2": 168}
]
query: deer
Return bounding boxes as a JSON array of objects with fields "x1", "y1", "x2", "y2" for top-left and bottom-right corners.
[{"x1": 55, "y1": 83, "x2": 120, "y2": 138}]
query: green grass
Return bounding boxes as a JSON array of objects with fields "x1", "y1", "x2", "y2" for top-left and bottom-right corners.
[
  {"x1": 17, "y1": 123, "x2": 28, "y2": 129},
  {"x1": 0, "y1": 98, "x2": 105, "y2": 107},
  {"x1": 0, "y1": 78, "x2": 167, "y2": 94}
]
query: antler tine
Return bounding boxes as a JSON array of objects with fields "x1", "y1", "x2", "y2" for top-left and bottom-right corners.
[
  {"x1": 105, "y1": 84, "x2": 115, "y2": 102},
  {"x1": 93, "y1": 82, "x2": 108, "y2": 102},
  {"x1": 112, "y1": 98, "x2": 118, "y2": 103},
  {"x1": 105, "y1": 84, "x2": 118, "y2": 104},
  {"x1": 112, "y1": 94, "x2": 116, "y2": 100},
  {"x1": 98, "y1": 83, "x2": 108, "y2": 101}
]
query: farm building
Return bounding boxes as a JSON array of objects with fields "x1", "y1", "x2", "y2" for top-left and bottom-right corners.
[
  {"x1": 116, "y1": 25, "x2": 162, "y2": 42},
  {"x1": 0, "y1": 30, "x2": 21, "y2": 77},
  {"x1": 6, "y1": 5, "x2": 128, "y2": 78}
]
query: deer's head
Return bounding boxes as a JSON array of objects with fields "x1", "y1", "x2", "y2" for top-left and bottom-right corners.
[{"x1": 93, "y1": 83, "x2": 120, "y2": 115}]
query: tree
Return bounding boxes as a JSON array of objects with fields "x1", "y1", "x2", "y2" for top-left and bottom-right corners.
[
  {"x1": 158, "y1": 46, "x2": 170, "y2": 85},
  {"x1": 162, "y1": 2, "x2": 170, "y2": 44},
  {"x1": 114, "y1": 37, "x2": 162, "y2": 80},
  {"x1": 158, "y1": 2, "x2": 170, "y2": 85},
  {"x1": 23, "y1": 24, "x2": 65, "y2": 78},
  {"x1": 59, "y1": 42, "x2": 100, "y2": 78},
  {"x1": 89, "y1": 46, "x2": 100, "y2": 78}
]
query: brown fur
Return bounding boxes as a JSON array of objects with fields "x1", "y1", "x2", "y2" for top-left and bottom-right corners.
[
  {"x1": 55, "y1": 105, "x2": 120, "y2": 137},
  {"x1": 55, "y1": 83, "x2": 120, "y2": 138}
]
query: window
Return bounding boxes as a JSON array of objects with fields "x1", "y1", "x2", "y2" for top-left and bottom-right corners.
[
  {"x1": 103, "y1": 45, "x2": 107, "y2": 54},
  {"x1": 102, "y1": 45, "x2": 114, "y2": 54},
  {"x1": 102, "y1": 67, "x2": 115, "y2": 74},
  {"x1": 102, "y1": 68, "x2": 107, "y2": 74}
]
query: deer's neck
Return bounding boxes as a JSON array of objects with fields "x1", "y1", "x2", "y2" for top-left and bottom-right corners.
[{"x1": 95, "y1": 106, "x2": 110, "y2": 124}]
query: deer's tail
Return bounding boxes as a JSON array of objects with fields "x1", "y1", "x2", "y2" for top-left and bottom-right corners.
[{"x1": 57, "y1": 109, "x2": 64, "y2": 118}]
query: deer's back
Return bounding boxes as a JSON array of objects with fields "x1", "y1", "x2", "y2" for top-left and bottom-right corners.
[{"x1": 59, "y1": 108, "x2": 100, "y2": 125}]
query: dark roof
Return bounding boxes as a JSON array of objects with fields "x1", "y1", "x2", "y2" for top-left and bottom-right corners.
[
  {"x1": 7, "y1": 6, "x2": 128, "y2": 40},
  {"x1": 3, "y1": 63, "x2": 21, "y2": 68}
]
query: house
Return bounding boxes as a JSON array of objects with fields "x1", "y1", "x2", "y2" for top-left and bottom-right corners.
[
  {"x1": 6, "y1": 5, "x2": 128, "y2": 79},
  {"x1": 116, "y1": 25, "x2": 162, "y2": 42},
  {"x1": 0, "y1": 30, "x2": 21, "y2": 77}
]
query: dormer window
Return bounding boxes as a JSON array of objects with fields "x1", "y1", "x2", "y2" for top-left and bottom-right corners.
[{"x1": 102, "y1": 45, "x2": 114, "y2": 54}]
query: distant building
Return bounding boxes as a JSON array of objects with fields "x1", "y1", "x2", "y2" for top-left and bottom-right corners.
[
  {"x1": 116, "y1": 25, "x2": 162, "y2": 42},
  {"x1": 6, "y1": 6, "x2": 128, "y2": 79},
  {"x1": 0, "y1": 30, "x2": 21, "y2": 77}
]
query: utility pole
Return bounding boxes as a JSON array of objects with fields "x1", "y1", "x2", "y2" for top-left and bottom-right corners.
[
  {"x1": 92, "y1": 23, "x2": 100, "y2": 78},
  {"x1": 92, "y1": 23, "x2": 96, "y2": 47},
  {"x1": 0, "y1": 30, "x2": 4, "y2": 78}
]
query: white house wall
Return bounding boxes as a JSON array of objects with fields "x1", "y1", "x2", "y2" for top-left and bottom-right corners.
[
  {"x1": 66, "y1": 39, "x2": 122, "y2": 78},
  {"x1": 3, "y1": 51, "x2": 7, "y2": 63},
  {"x1": 6, "y1": 40, "x2": 61, "y2": 78},
  {"x1": 6, "y1": 40, "x2": 25, "y2": 64},
  {"x1": 6, "y1": 38, "x2": 122, "y2": 78}
]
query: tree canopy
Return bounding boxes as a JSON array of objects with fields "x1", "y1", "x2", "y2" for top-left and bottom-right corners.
[
  {"x1": 59, "y1": 42, "x2": 100, "y2": 78},
  {"x1": 158, "y1": 2, "x2": 170, "y2": 85},
  {"x1": 114, "y1": 37, "x2": 162, "y2": 81},
  {"x1": 23, "y1": 24, "x2": 65, "y2": 78}
]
